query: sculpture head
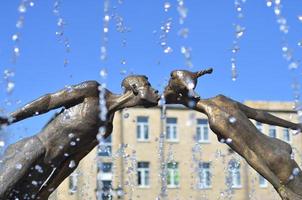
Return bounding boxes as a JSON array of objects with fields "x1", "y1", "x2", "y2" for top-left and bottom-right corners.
[
  {"x1": 121, "y1": 75, "x2": 160, "y2": 108},
  {"x1": 165, "y1": 68, "x2": 213, "y2": 101}
]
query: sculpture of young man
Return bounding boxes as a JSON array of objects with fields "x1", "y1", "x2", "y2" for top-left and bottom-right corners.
[
  {"x1": 0, "y1": 75, "x2": 160, "y2": 200},
  {"x1": 164, "y1": 68, "x2": 302, "y2": 200}
]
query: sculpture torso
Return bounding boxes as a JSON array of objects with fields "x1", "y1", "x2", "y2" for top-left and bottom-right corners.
[
  {"x1": 38, "y1": 96, "x2": 102, "y2": 164},
  {"x1": 199, "y1": 95, "x2": 294, "y2": 181}
]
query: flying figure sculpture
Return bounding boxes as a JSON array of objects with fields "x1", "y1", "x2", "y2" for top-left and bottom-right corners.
[
  {"x1": 163, "y1": 68, "x2": 302, "y2": 200},
  {"x1": 0, "y1": 75, "x2": 160, "y2": 200}
]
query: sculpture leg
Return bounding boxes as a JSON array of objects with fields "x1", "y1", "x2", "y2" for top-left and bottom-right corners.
[
  {"x1": 36, "y1": 140, "x2": 98, "y2": 199},
  {"x1": 0, "y1": 136, "x2": 46, "y2": 199},
  {"x1": 229, "y1": 141, "x2": 282, "y2": 190},
  {"x1": 36, "y1": 157, "x2": 80, "y2": 199}
]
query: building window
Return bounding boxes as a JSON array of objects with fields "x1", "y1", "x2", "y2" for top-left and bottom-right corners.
[
  {"x1": 101, "y1": 180, "x2": 112, "y2": 200},
  {"x1": 98, "y1": 135, "x2": 112, "y2": 157},
  {"x1": 137, "y1": 162, "x2": 150, "y2": 187},
  {"x1": 259, "y1": 174, "x2": 268, "y2": 187},
  {"x1": 136, "y1": 116, "x2": 149, "y2": 141},
  {"x1": 196, "y1": 119, "x2": 209, "y2": 143},
  {"x1": 69, "y1": 171, "x2": 78, "y2": 194},
  {"x1": 97, "y1": 162, "x2": 113, "y2": 185},
  {"x1": 198, "y1": 162, "x2": 212, "y2": 189},
  {"x1": 167, "y1": 162, "x2": 180, "y2": 187},
  {"x1": 283, "y1": 128, "x2": 291, "y2": 143},
  {"x1": 269, "y1": 125, "x2": 276, "y2": 138},
  {"x1": 96, "y1": 162, "x2": 113, "y2": 200},
  {"x1": 256, "y1": 121, "x2": 262, "y2": 132},
  {"x1": 228, "y1": 160, "x2": 241, "y2": 188},
  {"x1": 166, "y1": 118, "x2": 178, "y2": 141},
  {"x1": 98, "y1": 162, "x2": 113, "y2": 173}
]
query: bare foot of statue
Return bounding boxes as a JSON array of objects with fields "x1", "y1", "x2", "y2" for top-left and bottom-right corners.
[
  {"x1": 0, "y1": 75, "x2": 160, "y2": 200},
  {"x1": 163, "y1": 68, "x2": 302, "y2": 200}
]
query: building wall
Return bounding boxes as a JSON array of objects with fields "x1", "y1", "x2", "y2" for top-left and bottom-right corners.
[{"x1": 50, "y1": 101, "x2": 302, "y2": 200}]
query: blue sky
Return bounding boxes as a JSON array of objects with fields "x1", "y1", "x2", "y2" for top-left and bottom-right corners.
[{"x1": 0, "y1": 0, "x2": 301, "y2": 145}]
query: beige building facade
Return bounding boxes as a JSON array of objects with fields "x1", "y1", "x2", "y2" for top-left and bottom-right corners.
[{"x1": 50, "y1": 101, "x2": 302, "y2": 200}]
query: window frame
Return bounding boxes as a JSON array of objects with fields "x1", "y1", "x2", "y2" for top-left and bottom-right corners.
[
  {"x1": 228, "y1": 161, "x2": 242, "y2": 189},
  {"x1": 167, "y1": 162, "x2": 180, "y2": 188},
  {"x1": 166, "y1": 117, "x2": 178, "y2": 142},
  {"x1": 198, "y1": 162, "x2": 212, "y2": 189},
  {"x1": 196, "y1": 119, "x2": 210, "y2": 143},
  {"x1": 282, "y1": 128, "x2": 292, "y2": 143},
  {"x1": 259, "y1": 174, "x2": 268, "y2": 188},
  {"x1": 137, "y1": 162, "x2": 150, "y2": 188},
  {"x1": 98, "y1": 135, "x2": 112, "y2": 157},
  {"x1": 256, "y1": 121, "x2": 263, "y2": 132},
  {"x1": 136, "y1": 116, "x2": 150, "y2": 141},
  {"x1": 268, "y1": 125, "x2": 277, "y2": 138}
]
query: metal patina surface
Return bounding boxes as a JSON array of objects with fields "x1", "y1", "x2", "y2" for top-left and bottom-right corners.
[
  {"x1": 0, "y1": 75, "x2": 159, "y2": 200},
  {"x1": 164, "y1": 68, "x2": 302, "y2": 200}
]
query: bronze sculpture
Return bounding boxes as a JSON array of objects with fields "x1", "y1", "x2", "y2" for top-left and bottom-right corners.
[
  {"x1": 0, "y1": 75, "x2": 160, "y2": 200},
  {"x1": 163, "y1": 68, "x2": 302, "y2": 200}
]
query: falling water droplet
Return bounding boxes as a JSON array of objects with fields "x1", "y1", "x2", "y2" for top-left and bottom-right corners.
[
  {"x1": 164, "y1": 46, "x2": 173, "y2": 54},
  {"x1": 123, "y1": 113, "x2": 129, "y2": 118},
  {"x1": 229, "y1": 116, "x2": 237, "y2": 123},
  {"x1": 292, "y1": 167, "x2": 300, "y2": 176},
  {"x1": 18, "y1": 4, "x2": 27, "y2": 13},
  {"x1": 6, "y1": 82, "x2": 15, "y2": 93},
  {"x1": 69, "y1": 160, "x2": 76, "y2": 168},
  {"x1": 120, "y1": 69, "x2": 127, "y2": 75},
  {"x1": 121, "y1": 59, "x2": 127, "y2": 65},
  {"x1": 12, "y1": 34, "x2": 19, "y2": 41},
  {"x1": 32, "y1": 180, "x2": 38, "y2": 186},
  {"x1": 104, "y1": 27, "x2": 109, "y2": 33},
  {"x1": 14, "y1": 47, "x2": 20, "y2": 55},
  {"x1": 226, "y1": 138, "x2": 233, "y2": 144},
  {"x1": 29, "y1": 1, "x2": 35, "y2": 7},
  {"x1": 16, "y1": 17, "x2": 24, "y2": 29},
  {"x1": 99, "y1": 68, "x2": 108, "y2": 78},
  {"x1": 164, "y1": 2, "x2": 171, "y2": 12},
  {"x1": 104, "y1": 14, "x2": 110, "y2": 22},
  {"x1": 15, "y1": 163, "x2": 23, "y2": 170},
  {"x1": 275, "y1": 0, "x2": 281, "y2": 5},
  {"x1": 266, "y1": 0, "x2": 272, "y2": 7},
  {"x1": 57, "y1": 18, "x2": 64, "y2": 27},
  {"x1": 178, "y1": 28, "x2": 189, "y2": 38},
  {"x1": 274, "y1": 7, "x2": 281, "y2": 15},
  {"x1": 288, "y1": 61, "x2": 299, "y2": 70},
  {"x1": 298, "y1": 15, "x2": 302, "y2": 22},
  {"x1": 35, "y1": 165, "x2": 43, "y2": 173},
  {"x1": 0, "y1": 141, "x2": 5, "y2": 147},
  {"x1": 64, "y1": 59, "x2": 69, "y2": 67},
  {"x1": 235, "y1": 25, "x2": 245, "y2": 39}
]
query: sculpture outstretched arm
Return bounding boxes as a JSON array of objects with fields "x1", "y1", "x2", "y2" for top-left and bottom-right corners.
[
  {"x1": 8, "y1": 81, "x2": 99, "y2": 124},
  {"x1": 237, "y1": 102, "x2": 301, "y2": 130}
]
